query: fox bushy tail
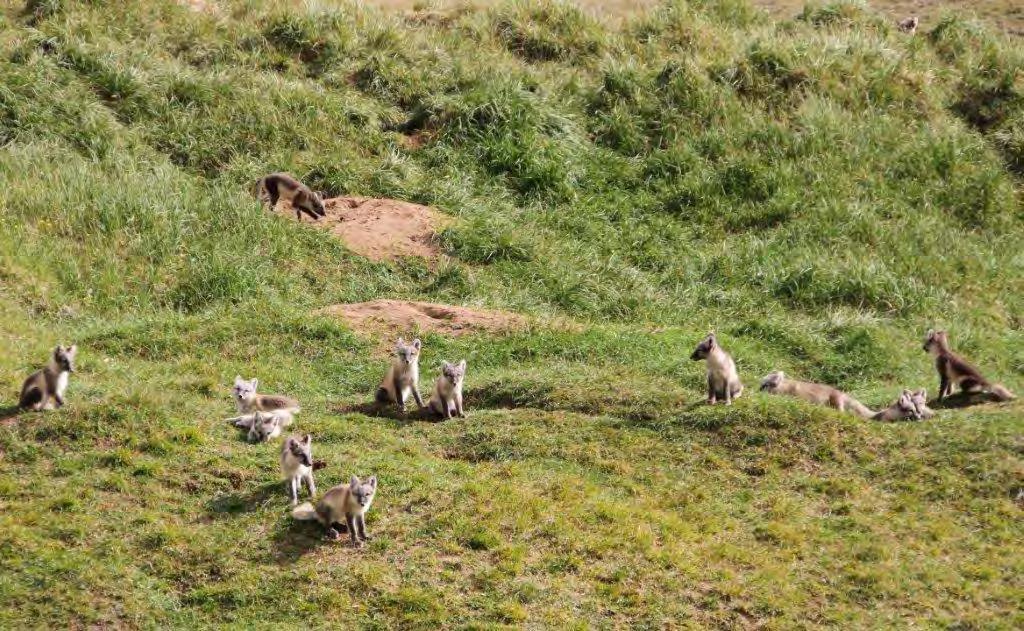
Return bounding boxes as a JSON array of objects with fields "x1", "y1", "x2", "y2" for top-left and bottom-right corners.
[
  {"x1": 991, "y1": 384, "x2": 1016, "y2": 401},
  {"x1": 848, "y1": 399, "x2": 875, "y2": 419},
  {"x1": 292, "y1": 502, "x2": 319, "y2": 521}
]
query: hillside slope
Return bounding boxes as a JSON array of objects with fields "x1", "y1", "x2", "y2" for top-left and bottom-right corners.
[{"x1": 0, "y1": 0, "x2": 1021, "y2": 627}]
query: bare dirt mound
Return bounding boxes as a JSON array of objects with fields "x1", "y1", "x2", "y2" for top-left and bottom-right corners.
[
  {"x1": 319, "y1": 300, "x2": 527, "y2": 337},
  {"x1": 273, "y1": 196, "x2": 449, "y2": 262}
]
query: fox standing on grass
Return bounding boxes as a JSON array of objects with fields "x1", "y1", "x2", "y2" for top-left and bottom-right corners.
[
  {"x1": 428, "y1": 360, "x2": 467, "y2": 419},
  {"x1": 293, "y1": 475, "x2": 377, "y2": 546},
  {"x1": 252, "y1": 172, "x2": 326, "y2": 222},
  {"x1": 376, "y1": 338, "x2": 425, "y2": 413},
  {"x1": 281, "y1": 434, "x2": 316, "y2": 506},
  {"x1": 691, "y1": 333, "x2": 743, "y2": 405},
  {"x1": 760, "y1": 371, "x2": 874, "y2": 418},
  {"x1": 19, "y1": 345, "x2": 77, "y2": 411},
  {"x1": 923, "y1": 330, "x2": 1015, "y2": 402}
]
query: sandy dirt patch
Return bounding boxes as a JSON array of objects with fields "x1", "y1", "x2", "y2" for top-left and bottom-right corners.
[
  {"x1": 274, "y1": 196, "x2": 449, "y2": 262},
  {"x1": 318, "y1": 300, "x2": 527, "y2": 337}
]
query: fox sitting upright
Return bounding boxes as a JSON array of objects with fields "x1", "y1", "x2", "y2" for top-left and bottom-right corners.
[
  {"x1": 923, "y1": 330, "x2": 1015, "y2": 402},
  {"x1": 759, "y1": 371, "x2": 874, "y2": 418},
  {"x1": 293, "y1": 475, "x2": 377, "y2": 546},
  {"x1": 428, "y1": 360, "x2": 467, "y2": 420},
  {"x1": 252, "y1": 172, "x2": 326, "y2": 222},
  {"x1": 19, "y1": 345, "x2": 77, "y2": 411},
  {"x1": 376, "y1": 338, "x2": 425, "y2": 413},
  {"x1": 691, "y1": 333, "x2": 743, "y2": 405}
]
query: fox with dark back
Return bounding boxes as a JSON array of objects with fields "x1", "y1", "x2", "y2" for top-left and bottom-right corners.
[
  {"x1": 923, "y1": 330, "x2": 1015, "y2": 402},
  {"x1": 19, "y1": 345, "x2": 77, "y2": 411},
  {"x1": 253, "y1": 172, "x2": 326, "y2": 221}
]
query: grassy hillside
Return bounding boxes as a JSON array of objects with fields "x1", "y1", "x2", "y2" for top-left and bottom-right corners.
[{"x1": 0, "y1": 0, "x2": 1022, "y2": 627}]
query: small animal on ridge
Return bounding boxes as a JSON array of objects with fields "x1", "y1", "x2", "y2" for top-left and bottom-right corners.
[
  {"x1": 252, "y1": 172, "x2": 326, "y2": 222},
  {"x1": 923, "y1": 330, "x2": 1015, "y2": 402},
  {"x1": 691, "y1": 333, "x2": 743, "y2": 405},
  {"x1": 19, "y1": 345, "x2": 77, "y2": 411},
  {"x1": 897, "y1": 16, "x2": 919, "y2": 34},
  {"x1": 428, "y1": 360, "x2": 467, "y2": 419}
]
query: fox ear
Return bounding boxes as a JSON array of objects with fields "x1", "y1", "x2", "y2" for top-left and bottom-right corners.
[
  {"x1": 350, "y1": 475, "x2": 360, "y2": 488},
  {"x1": 67, "y1": 344, "x2": 77, "y2": 356},
  {"x1": 234, "y1": 375, "x2": 243, "y2": 385},
  {"x1": 412, "y1": 338, "x2": 421, "y2": 350},
  {"x1": 915, "y1": 388, "x2": 926, "y2": 398},
  {"x1": 397, "y1": 337, "x2": 405, "y2": 346},
  {"x1": 458, "y1": 359, "x2": 466, "y2": 371},
  {"x1": 302, "y1": 434, "x2": 311, "y2": 445},
  {"x1": 367, "y1": 475, "x2": 377, "y2": 488},
  {"x1": 251, "y1": 378, "x2": 259, "y2": 391}
]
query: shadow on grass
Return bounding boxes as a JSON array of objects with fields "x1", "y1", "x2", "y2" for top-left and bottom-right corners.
[
  {"x1": 931, "y1": 391, "x2": 1009, "y2": 409},
  {"x1": 334, "y1": 401, "x2": 443, "y2": 425},
  {"x1": 0, "y1": 405, "x2": 22, "y2": 424},
  {"x1": 270, "y1": 519, "x2": 358, "y2": 564},
  {"x1": 205, "y1": 481, "x2": 281, "y2": 519}
]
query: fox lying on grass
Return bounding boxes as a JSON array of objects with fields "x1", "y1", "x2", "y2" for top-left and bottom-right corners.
[{"x1": 760, "y1": 371, "x2": 874, "y2": 418}]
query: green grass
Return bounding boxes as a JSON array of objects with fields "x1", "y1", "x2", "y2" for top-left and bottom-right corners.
[{"x1": 0, "y1": 0, "x2": 1022, "y2": 627}]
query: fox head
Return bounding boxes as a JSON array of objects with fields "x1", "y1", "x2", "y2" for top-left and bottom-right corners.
[
  {"x1": 909, "y1": 388, "x2": 928, "y2": 417},
  {"x1": 302, "y1": 190, "x2": 326, "y2": 218},
  {"x1": 894, "y1": 389, "x2": 920, "y2": 419},
  {"x1": 759, "y1": 371, "x2": 785, "y2": 392},
  {"x1": 898, "y1": 16, "x2": 918, "y2": 32},
  {"x1": 441, "y1": 360, "x2": 467, "y2": 387},
  {"x1": 233, "y1": 376, "x2": 258, "y2": 402},
  {"x1": 52, "y1": 344, "x2": 77, "y2": 373},
  {"x1": 350, "y1": 474, "x2": 377, "y2": 508},
  {"x1": 285, "y1": 434, "x2": 313, "y2": 467},
  {"x1": 922, "y1": 330, "x2": 948, "y2": 355},
  {"x1": 248, "y1": 411, "x2": 278, "y2": 443},
  {"x1": 690, "y1": 333, "x2": 717, "y2": 361},
  {"x1": 394, "y1": 338, "x2": 421, "y2": 366}
]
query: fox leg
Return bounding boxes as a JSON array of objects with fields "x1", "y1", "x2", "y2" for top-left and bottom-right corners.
[
  {"x1": 345, "y1": 514, "x2": 361, "y2": 546},
  {"x1": 411, "y1": 383, "x2": 425, "y2": 409},
  {"x1": 356, "y1": 514, "x2": 370, "y2": 541},
  {"x1": 394, "y1": 376, "x2": 406, "y2": 412}
]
